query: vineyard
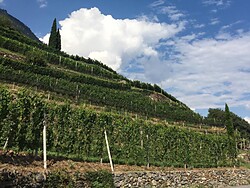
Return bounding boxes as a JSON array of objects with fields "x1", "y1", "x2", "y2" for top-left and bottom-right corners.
[
  {"x1": 0, "y1": 88, "x2": 237, "y2": 168},
  {"x1": 0, "y1": 26, "x2": 202, "y2": 124},
  {"x1": 0, "y1": 18, "x2": 244, "y2": 171}
]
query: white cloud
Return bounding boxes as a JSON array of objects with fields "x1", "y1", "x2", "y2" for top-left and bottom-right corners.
[
  {"x1": 246, "y1": 104, "x2": 250, "y2": 110},
  {"x1": 37, "y1": 0, "x2": 47, "y2": 8},
  {"x1": 39, "y1": 33, "x2": 50, "y2": 44},
  {"x1": 43, "y1": 7, "x2": 184, "y2": 71},
  {"x1": 244, "y1": 117, "x2": 250, "y2": 124},
  {"x1": 203, "y1": 0, "x2": 231, "y2": 14},
  {"x1": 203, "y1": 0, "x2": 231, "y2": 7},
  {"x1": 210, "y1": 18, "x2": 220, "y2": 25},
  {"x1": 150, "y1": 0, "x2": 165, "y2": 8},
  {"x1": 0, "y1": 0, "x2": 4, "y2": 4},
  {"x1": 194, "y1": 24, "x2": 205, "y2": 29},
  {"x1": 159, "y1": 6, "x2": 185, "y2": 21},
  {"x1": 160, "y1": 32, "x2": 250, "y2": 110}
]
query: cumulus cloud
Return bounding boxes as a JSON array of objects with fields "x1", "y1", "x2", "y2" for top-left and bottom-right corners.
[
  {"x1": 37, "y1": 0, "x2": 47, "y2": 8},
  {"x1": 40, "y1": 33, "x2": 50, "y2": 44},
  {"x1": 44, "y1": 7, "x2": 184, "y2": 71}
]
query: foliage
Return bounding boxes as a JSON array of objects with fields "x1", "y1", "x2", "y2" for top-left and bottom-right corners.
[
  {"x1": 48, "y1": 18, "x2": 61, "y2": 51},
  {"x1": 225, "y1": 104, "x2": 234, "y2": 137},
  {"x1": 85, "y1": 171, "x2": 115, "y2": 188},
  {"x1": 25, "y1": 50, "x2": 47, "y2": 67},
  {"x1": 44, "y1": 171, "x2": 75, "y2": 188},
  {"x1": 0, "y1": 34, "x2": 122, "y2": 80},
  {"x1": 225, "y1": 103, "x2": 237, "y2": 165},
  {"x1": 0, "y1": 56, "x2": 128, "y2": 90},
  {"x1": 204, "y1": 108, "x2": 250, "y2": 140},
  {"x1": 0, "y1": 55, "x2": 202, "y2": 123},
  {"x1": 56, "y1": 29, "x2": 61, "y2": 51},
  {"x1": 0, "y1": 25, "x2": 117, "y2": 74},
  {"x1": 0, "y1": 15, "x2": 12, "y2": 28},
  {"x1": 0, "y1": 88, "x2": 236, "y2": 167}
]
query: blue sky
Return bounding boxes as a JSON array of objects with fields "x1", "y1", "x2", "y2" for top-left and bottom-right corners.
[{"x1": 1, "y1": 0, "x2": 250, "y2": 122}]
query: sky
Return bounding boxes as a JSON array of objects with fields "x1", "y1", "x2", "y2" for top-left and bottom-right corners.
[{"x1": 1, "y1": 0, "x2": 250, "y2": 122}]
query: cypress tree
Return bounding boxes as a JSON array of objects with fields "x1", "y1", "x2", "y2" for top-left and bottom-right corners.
[
  {"x1": 225, "y1": 103, "x2": 234, "y2": 137},
  {"x1": 48, "y1": 18, "x2": 61, "y2": 50},
  {"x1": 48, "y1": 18, "x2": 57, "y2": 49},
  {"x1": 225, "y1": 103, "x2": 237, "y2": 165},
  {"x1": 56, "y1": 29, "x2": 61, "y2": 51}
]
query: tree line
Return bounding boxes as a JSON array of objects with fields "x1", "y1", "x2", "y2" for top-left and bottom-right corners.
[{"x1": 205, "y1": 107, "x2": 250, "y2": 141}]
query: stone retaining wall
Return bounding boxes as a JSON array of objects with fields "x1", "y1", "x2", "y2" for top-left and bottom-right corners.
[
  {"x1": 0, "y1": 168, "x2": 249, "y2": 187},
  {"x1": 113, "y1": 169, "x2": 250, "y2": 188}
]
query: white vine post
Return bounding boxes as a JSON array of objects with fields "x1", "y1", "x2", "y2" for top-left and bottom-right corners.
[
  {"x1": 3, "y1": 138, "x2": 8, "y2": 150},
  {"x1": 146, "y1": 134, "x2": 149, "y2": 168},
  {"x1": 43, "y1": 114, "x2": 47, "y2": 170},
  {"x1": 104, "y1": 128, "x2": 114, "y2": 172}
]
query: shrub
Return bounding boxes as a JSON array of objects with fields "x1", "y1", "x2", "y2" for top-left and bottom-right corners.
[
  {"x1": 25, "y1": 50, "x2": 47, "y2": 67},
  {"x1": 84, "y1": 170, "x2": 115, "y2": 188}
]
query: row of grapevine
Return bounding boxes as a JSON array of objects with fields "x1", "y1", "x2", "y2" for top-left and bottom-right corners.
[
  {"x1": 0, "y1": 29, "x2": 193, "y2": 105},
  {"x1": 131, "y1": 81, "x2": 184, "y2": 106},
  {"x1": 0, "y1": 64, "x2": 202, "y2": 123},
  {"x1": 0, "y1": 34, "x2": 122, "y2": 80},
  {"x1": 0, "y1": 26, "x2": 120, "y2": 75},
  {"x1": 0, "y1": 87, "x2": 236, "y2": 167},
  {"x1": 0, "y1": 57, "x2": 130, "y2": 90},
  {"x1": 0, "y1": 88, "x2": 46, "y2": 153}
]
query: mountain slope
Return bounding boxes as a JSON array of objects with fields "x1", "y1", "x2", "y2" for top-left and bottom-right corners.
[{"x1": 0, "y1": 9, "x2": 39, "y2": 42}]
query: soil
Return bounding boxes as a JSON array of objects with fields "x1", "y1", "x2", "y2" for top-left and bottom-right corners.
[
  {"x1": 0, "y1": 150, "x2": 178, "y2": 174},
  {"x1": 0, "y1": 50, "x2": 24, "y2": 62}
]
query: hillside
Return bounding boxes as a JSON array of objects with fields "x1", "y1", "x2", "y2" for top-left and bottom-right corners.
[
  {"x1": 0, "y1": 9, "x2": 39, "y2": 42},
  {"x1": 0, "y1": 12, "x2": 248, "y2": 171},
  {"x1": 0, "y1": 23, "x2": 203, "y2": 124}
]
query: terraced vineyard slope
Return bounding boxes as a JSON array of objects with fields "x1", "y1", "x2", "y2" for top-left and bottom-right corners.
[{"x1": 0, "y1": 11, "x2": 247, "y2": 169}]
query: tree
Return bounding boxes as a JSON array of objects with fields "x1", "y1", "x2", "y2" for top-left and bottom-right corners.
[
  {"x1": 56, "y1": 29, "x2": 61, "y2": 51},
  {"x1": 225, "y1": 104, "x2": 234, "y2": 137},
  {"x1": 225, "y1": 103, "x2": 237, "y2": 165},
  {"x1": 48, "y1": 19, "x2": 57, "y2": 49},
  {"x1": 48, "y1": 18, "x2": 61, "y2": 50}
]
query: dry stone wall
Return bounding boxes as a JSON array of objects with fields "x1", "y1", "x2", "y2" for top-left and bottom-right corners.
[
  {"x1": 0, "y1": 168, "x2": 249, "y2": 187},
  {"x1": 113, "y1": 169, "x2": 250, "y2": 188}
]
